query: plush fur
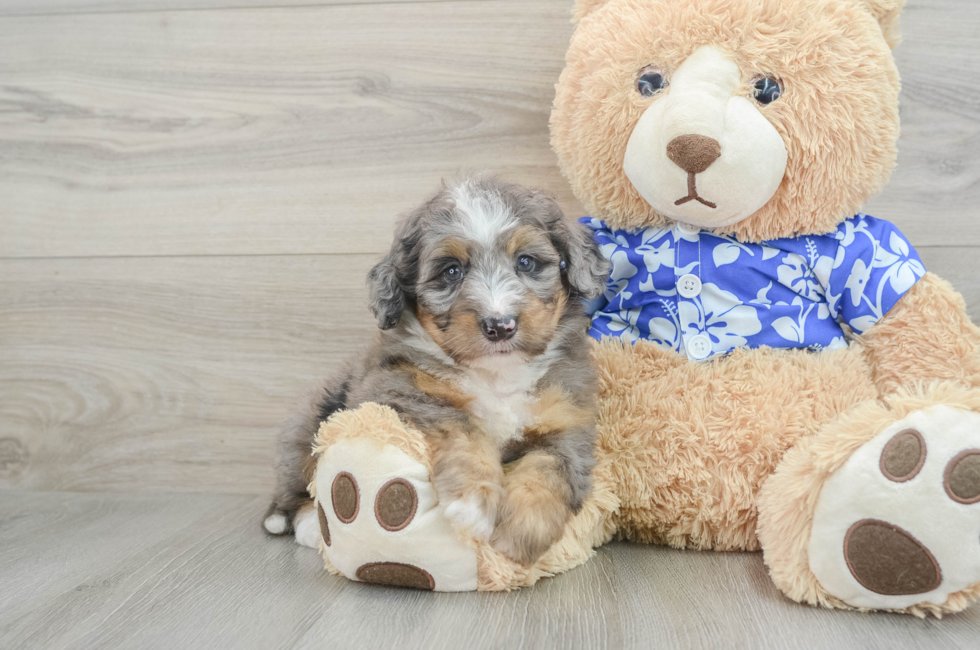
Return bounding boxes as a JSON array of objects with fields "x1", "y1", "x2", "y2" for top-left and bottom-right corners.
[
  {"x1": 268, "y1": 176, "x2": 609, "y2": 567},
  {"x1": 592, "y1": 338, "x2": 877, "y2": 551},
  {"x1": 543, "y1": 0, "x2": 980, "y2": 616},
  {"x1": 552, "y1": 0, "x2": 901, "y2": 242},
  {"x1": 300, "y1": 0, "x2": 980, "y2": 613},
  {"x1": 757, "y1": 381, "x2": 980, "y2": 617}
]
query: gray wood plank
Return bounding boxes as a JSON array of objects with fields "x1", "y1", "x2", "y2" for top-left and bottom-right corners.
[
  {"x1": 1, "y1": 0, "x2": 978, "y2": 260},
  {"x1": 0, "y1": 492, "x2": 342, "y2": 649},
  {"x1": 917, "y1": 246, "x2": 980, "y2": 316},
  {"x1": 1, "y1": 247, "x2": 977, "y2": 495},
  {"x1": 0, "y1": 0, "x2": 471, "y2": 17},
  {"x1": 0, "y1": 254, "x2": 378, "y2": 494},
  {"x1": 1, "y1": 491, "x2": 978, "y2": 650},
  {"x1": 0, "y1": 0, "x2": 578, "y2": 259},
  {"x1": 609, "y1": 543, "x2": 980, "y2": 650}
]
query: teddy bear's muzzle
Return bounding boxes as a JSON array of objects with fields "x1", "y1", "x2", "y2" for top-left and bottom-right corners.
[{"x1": 623, "y1": 45, "x2": 788, "y2": 230}]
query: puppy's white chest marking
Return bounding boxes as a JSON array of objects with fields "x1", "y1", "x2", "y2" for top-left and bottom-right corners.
[
  {"x1": 467, "y1": 382, "x2": 531, "y2": 443},
  {"x1": 459, "y1": 355, "x2": 551, "y2": 443}
]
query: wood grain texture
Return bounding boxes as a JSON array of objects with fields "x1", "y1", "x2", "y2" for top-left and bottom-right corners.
[
  {"x1": 0, "y1": 248, "x2": 977, "y2": 495},
  {"x1": 0, "y1": 0, "x2": 468, "y2": 17},
  {"x1": 0, "y1": 0, "x2": 577, "y2": 259},
  {"x1": 2, "y1": 0, "x2": 980, "y2": 645},
  {"x1": 0, "y1": 254, "x2": 377, "y2": 494},
  {"x1": 1, "y1": 492, "x2": 978, "y2": 650},
  {"x1": 1, "y1": 0, "x2": 978, "y2": 259}
]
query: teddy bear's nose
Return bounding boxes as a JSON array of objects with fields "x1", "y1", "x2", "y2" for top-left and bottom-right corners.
[{"x1": 666, "y1": 134, "x2": 722, "y2": 174}]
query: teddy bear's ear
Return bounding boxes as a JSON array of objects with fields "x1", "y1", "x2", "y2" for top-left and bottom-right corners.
[
  {"x1": 852, "y1": 0, "x2": 904, "y2": 49},
  {"x1": 572, "y1": 0, "x2": 613, "y2": 23}
]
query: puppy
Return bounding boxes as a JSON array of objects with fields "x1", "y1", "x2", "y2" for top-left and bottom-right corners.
[{"x1": 264, "y1": 175, "x2": 610, "y2": 565}]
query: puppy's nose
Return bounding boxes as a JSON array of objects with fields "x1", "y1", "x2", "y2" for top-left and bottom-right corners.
[
  {"x1": 481, "y1": 316, "x2": 518, "y2": 342},
  {"x1": 666, "y1": 134, "x2": 721, "y2": 174}
]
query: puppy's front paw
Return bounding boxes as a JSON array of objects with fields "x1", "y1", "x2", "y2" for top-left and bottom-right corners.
[
  {"x1": 490, "y1": 505, "x2": 567, "y2": 567},
  {"x1": 488, "y1": 451, "x2": 574, "y2": 566},
  {"x1": 442, "y1": 483, "x2": 503, "y2": 541},
  {"x1": 293, "y1": 503, "x2": 321, "y2": 549}
]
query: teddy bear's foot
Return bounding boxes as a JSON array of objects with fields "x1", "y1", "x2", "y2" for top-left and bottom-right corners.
[
  {"x1": 807, "y1": 405, "x2": 980, "y2": 611},
  {"x1": 308, "y1": 402, "x2": 616, "y2": 592},
  {"x1": 759, "y1": 392, "x2": 980, "y2": 616},
  {"x1": 311, "y1": 416, "x2": 479, "y2": 592}
]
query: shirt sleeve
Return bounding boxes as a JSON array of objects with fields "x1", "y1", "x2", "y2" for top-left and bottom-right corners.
[{"x1": 825, "y1": 215, "x2": 926, "y2": 334}]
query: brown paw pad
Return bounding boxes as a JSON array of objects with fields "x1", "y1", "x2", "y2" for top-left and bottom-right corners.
[
  {"x1": 374, "y1": 478, "x2": 418, "y2": 532},
  {"x1": 355, "y1": 562, "x2": 434, "y2": 590},
  {"x1": 844, "y1": 519, "x2": 941, "y2": 595},
  {"x1": 332, "y1": 472, "x2": 360, "y2": 523},
  {"x1": 317, "y1": 502, "x2": 331, "y2": 546},
  {"x1": 879, "y1": 429, "x2": 926, "y2": 482},
  {"x1": 944, "y1": 449, "x2": 980, "y2": 504}
]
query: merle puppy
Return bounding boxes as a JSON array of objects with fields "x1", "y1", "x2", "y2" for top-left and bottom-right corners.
[{"x1": 264, "y1": 175, "x2": 609, "y2": 565}]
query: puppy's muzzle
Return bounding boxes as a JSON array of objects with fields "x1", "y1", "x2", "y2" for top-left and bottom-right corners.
[{"x1": 481, "y1": 316, "x2": 518, "y2": 342}]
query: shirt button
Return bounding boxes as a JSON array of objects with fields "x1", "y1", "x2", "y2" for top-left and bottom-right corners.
[
  {"x1": 677, "y1": 221, "x2": 700, "y2": 235},
  {"x1": 677, "y1": 274, "x2": 702, "y2": 298},
  {"x1": 687, "y1": 334, "x2": 712, "y2": 360}
]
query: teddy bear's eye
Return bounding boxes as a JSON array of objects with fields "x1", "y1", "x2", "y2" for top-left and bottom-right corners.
[
  {"x1": 753, "y1": 77, "x2": 782, "y2": 105},
  {"x1": 637, "y1": 66, "x2": 668, "y2": 97}
]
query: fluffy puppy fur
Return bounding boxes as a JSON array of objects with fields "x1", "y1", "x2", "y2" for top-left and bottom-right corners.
[{"x1": 264, "y1": 175, "x2": 610, "y2": 565}]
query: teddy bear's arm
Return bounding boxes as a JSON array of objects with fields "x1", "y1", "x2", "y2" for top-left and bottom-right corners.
[{"x1": 858, "y1": 273, "x2": 980, "y2": 394}]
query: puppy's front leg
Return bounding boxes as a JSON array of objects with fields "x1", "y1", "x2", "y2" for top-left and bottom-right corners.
[
  {"x1": 490, "y1": 451, "x2": 574, "y2": 566},
  {"x1": 431, "y1": 426, "x2": 504, "y2": 541},
  {"x1": 493, "y1": 424, "x2": 596, "y2": 566}
]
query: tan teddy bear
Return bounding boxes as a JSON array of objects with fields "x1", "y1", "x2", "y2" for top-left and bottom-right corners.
[{"x1": 308, "y1": 0, "x2": 980, "y2": 616}]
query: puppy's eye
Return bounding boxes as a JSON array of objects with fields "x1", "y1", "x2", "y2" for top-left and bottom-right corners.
[
  {"x1": 637, "y1": 66, "x2": 668, "y2": 97},
  {"x1": 753, "y1": 77, "x2": 782, "y2": 105},
  {"x1": 516, "y1": 256, "x2": 536, "y2": 273},
  {"x1": 443, "y1": 264, "x2": 463, "y2": 281}
]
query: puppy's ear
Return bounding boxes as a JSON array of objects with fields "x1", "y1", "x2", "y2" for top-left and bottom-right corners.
[
  {"x1": 562, "y1": 219, "x2": 610, "y2": 299},
  {"x1": 367, "y1": 207, "x2": 425, "y2": 330},
  {"x1": 535, "y1": 192, "x2": 610, "y2": 299},
  {"x1": 367, "y1": 251, "x2": 405, "y2": 330}
]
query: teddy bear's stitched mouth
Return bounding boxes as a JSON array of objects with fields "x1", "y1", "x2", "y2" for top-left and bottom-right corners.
[{"x1": 674, "y1": 172, "x2": 717, "y2": 209}]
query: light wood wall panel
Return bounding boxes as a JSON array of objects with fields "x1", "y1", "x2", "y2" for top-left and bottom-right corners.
[
  {"x1": 1, "y1": 248, "x2": 976, "y2": 494},
  {"x1": 0, "y1": 254, "x2": 376, "y2": 493},
  {"x1": 0, "y1": 0, "x2": 577, "y2": 258},
  {"x1": 1, "y1": 0, "x2": 978, "y2": 259},
  {"x1": 0, "y1": 0, "x2": 453, "y2": 16}
]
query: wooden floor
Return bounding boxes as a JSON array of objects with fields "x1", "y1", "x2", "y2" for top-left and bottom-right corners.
[{"x1": 1, "y1": 0, "x2": 980, "y2": 647}]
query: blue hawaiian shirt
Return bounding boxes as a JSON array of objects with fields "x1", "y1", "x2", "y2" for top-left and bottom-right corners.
[{"x1": 582, "y1": 215, "x2": 926, "y2": 361}]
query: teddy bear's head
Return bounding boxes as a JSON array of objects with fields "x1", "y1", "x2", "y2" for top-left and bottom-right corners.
[{"x1": 551, "y1": 0, "x2": 903, "y2": 241}]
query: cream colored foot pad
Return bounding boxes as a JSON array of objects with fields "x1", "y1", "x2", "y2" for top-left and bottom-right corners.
[
  {"x1": 809, "y1": 406, "x2": 980, "y2": 609},
  {"x1": 314, "y1": 437, "x2": 479, "y2": 592}
]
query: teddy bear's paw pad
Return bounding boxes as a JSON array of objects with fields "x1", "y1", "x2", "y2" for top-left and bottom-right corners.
[
  {"x1": 375, "y1": 479, "x2": 418, "y2": 531},
  {"x1": 313, "y1": 437, "x2": 478, "y2": 592},
  {"x1": 809, "y1": 406, "x2": 980, "y2": 610},
  {"x1": 355, "y1": 562, "x2": 434, "y2": 590},
  {"x1": 879, "y1": 429, "x2": 926, "y2": 482},
  {"x1": 843, "y1": 519, "x2": 941, "y2": 596},
  {"x1": 331, "y1": 472, "x2": 360, "y2": 523},
  {"x1": 317, "y1": 502, "x2": 330, "y2": 546},
  {"x1": 945, "y1": 450, "x2": 980, "y2": 504}
]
